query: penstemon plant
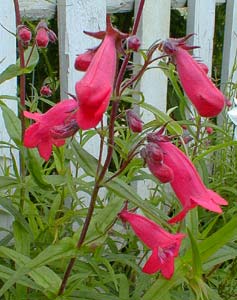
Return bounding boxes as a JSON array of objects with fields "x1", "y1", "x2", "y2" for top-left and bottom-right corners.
[{"x1": 0, "y1": 0, "x2": 236, "y2": 299}]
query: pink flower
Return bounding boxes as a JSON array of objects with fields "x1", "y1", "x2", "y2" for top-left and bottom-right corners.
[
  {"x1": 75, "y1": 16, "x2": 128, "y2": 130},
  {"x1": 40, "y1": 85, "x2": 52, "y2": 97},
  {"x1": 118, "y1": 209, "x2": 185, "y2": 278},
  {"x1": 147, "y1": 133, "x2": 228, "y2": 223},
  {"x1": 163, "y1": 37, "x2": 225, "y2": 117},
  {"x1": 126, "y1": 109, "x2": 143, "y2": 133},
  {"x1": 74, "y1": 48, "x2": 97, "y2": 72},
  {"x1": 17, "y1": 25, "x2": 32, "y2": 45},
  {"x1": 24, "y1": 99, "x2": 78, "y2": 160}
]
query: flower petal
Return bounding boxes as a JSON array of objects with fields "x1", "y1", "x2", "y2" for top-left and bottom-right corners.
[
  {"x1": 38, "y1": 140, "x2": 53, "y2": 161},
  {"x1": 142, "y1": 248, "x2": 161, "y2": 274},
  {"x1": 24, "y1": 122, "x2": 41, "y2": 147}
]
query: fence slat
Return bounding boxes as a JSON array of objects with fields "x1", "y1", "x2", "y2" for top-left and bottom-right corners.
[
  {"x1": 0, "y1": 1, "x2": 16, "y2": 236},
  {"x1": 134, "y1": 0, "x2": 171, "y2": 120},
  {"x1": 134, "y1": 0, "x2": 171, "y2": 199},
  {"x1": 186, "y1": 0, "x2": 216, "y2": 73},
  {"x1": 221, "y1": 0, "x2": 237, "y2": 90},
  {"x1": 0, "y1": 2, "x2": 17, "y2": 159}
]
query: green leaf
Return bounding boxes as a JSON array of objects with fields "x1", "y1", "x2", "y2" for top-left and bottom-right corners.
[
  {"x1": 19, "y1": 46, "x2": 39, "y2": 73},
  {"x1": 0, "y1": 176, "x2": 19, "y2": 190},
  {"x1": 193, "y1": 141, "x2": 237, "y2": 162},
  {"x1": 0, "y1": 246, "x2": 61, "y2": 295},
  {"x1": 26, "y1": 149, "x2": 51, "y2": 189},
  {"x1": 104, "y1": 177, "x2": 169, "y2": 228},
  {"x1": 70, "y1": 139, "x2": 101, "y2": 177},
  {"x1": 0, "y1": 239, "x2": 77, "y2": 296},
  {"x1": 13, "y1": 221, "x2": 31, "y2": 257},
  {"x1": 0, "y1": 46, "x2": 39, "y2": 84},
  {"x1": 0, "y1": 198, "x2": 32, "y2": 237},
  {"x1": 83, "y1": 196, "x2": 124, "y2": 244},
  {"x1": 118, "y1": 274, "x2": 129, "y2": 300},
  {"x1": 142, "y1": 264, "x2": 186, "y2": 300},
  {"x1": 0, "y1": 103, "x2": 21, "y2": 145},
  {"x1": 140, "y1": 102, "x2": 183, "y2": 135},
  {"x1": 198, "y1": 216, "x2": 237, "y2": 262},
  {"x1": 203, "y1": 244, "x2": 237, "y2": 271},
  {"x1": 0, "y1": 64, "x2": 24, "y2": 85},
  {"x1": 187, "y1": 227, "x2": 202, "y2": 277}
]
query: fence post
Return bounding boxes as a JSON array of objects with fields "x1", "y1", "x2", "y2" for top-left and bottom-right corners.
[
  {"x1": 186, "y1": 0, "x2": 216, "y2": 73},
  {"x1": 221, "y1": 0, "x2": 237, "y2": 90},
  {"x1": 134, "y1": 0, "x2": 171, "y2": 118},
  {"x1": 0, "y1": 2, "x2": 17, "y2": 237},
  {"x1": 134, "y1": 0, "x2": 171, "y2": 198}
]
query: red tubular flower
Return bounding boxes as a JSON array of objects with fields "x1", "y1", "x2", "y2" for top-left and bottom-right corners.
[
  {"x1": 163, "y1": 37, "x2": 225, "y2": 117},
  {"x1": 147, "y1": 133, "x2": 228, "y2": 223},
  {"x1": 118, "y1": 209, "x2": 185, "y2": 278},
  {"x1": 126, "y1": 109, "x2": 143, "y2": 133},
  {"x1": 24, "y1": 99, "x2": 78, "y2": 160},
  {"x1": 75, "y1": 16, "x2": 128, "y2": 130}
]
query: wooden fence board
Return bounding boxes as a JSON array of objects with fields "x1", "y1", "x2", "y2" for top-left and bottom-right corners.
[
  {"x1": 187, "y1": 0, "x2": 217, "y2": 73},
  {"x1": 221, "y1": 0, "x2": 237, "y2": 90}
]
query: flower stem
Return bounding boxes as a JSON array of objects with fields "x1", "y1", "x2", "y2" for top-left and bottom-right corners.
[{"x1": 13, "y1": 0, "x2": 26, "y2": 211}]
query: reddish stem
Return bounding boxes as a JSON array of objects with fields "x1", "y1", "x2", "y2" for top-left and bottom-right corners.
[
  {"x1": 14, "y1": 0, "x2": 26, "y2": 213},
  {"x1": 13, "y1": 0, "x2": 26, "y2": 136}
]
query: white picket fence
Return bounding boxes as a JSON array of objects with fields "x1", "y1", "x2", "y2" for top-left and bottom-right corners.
[{"x1": 0, "y1": 0, "x2": 237, "y2": 176}]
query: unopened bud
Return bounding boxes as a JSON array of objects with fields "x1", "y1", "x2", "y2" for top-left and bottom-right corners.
[
  {"x1": 205, "y1": 127, "x2": 213, "y2": 135},
  {"x1": 40, "y1": 85, "x2": 52, "y2": 97},
  {"x1": 225, "y1": 97, "x2": 232, "y2": 107},
  {"x1": 74, "y1": 48, "x2": 96, "y2": 71},
  {"x1": 127, "y1": 35, "x2": 141, "y2": 52},
  {"x1": 145, "y1": 143, "x2": 163, "y2": 162},
  {"x1": 17, "y1": 25, "x2": 32, "y2": 45},
  {"x1": 152, "y1": 162, "x2": 174, "y2": 183},
  {"x1": 36, "y1": 28, "x2": 49, "y2": 48},
  {"x1": 48, "y1": 29, "x2": 57, "y2": 43},
  {"x1": 126, "y1": 109, "x2": 143, "y2": 133}
]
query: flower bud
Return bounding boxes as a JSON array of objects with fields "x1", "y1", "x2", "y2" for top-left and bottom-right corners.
[
  {"x1": 225, "y1": 97, "x2": 232, "y2": 107},
  {"x1": 127, "y1": 35, "x2": 141, "y2": 52},
  {"x1": 48, "y1": 29, "x2": 57, "y2": 43},
  {"x1": 40, "y1": 85, "x2": 52, "y2": 97},
  {"x1": 126, "y1": 109, "x2": 143, "y2": 133},
  {"x1": 74, "y1": 49, "x2": 96, "y2": 71},
  {"x1": 36, "y1": 28, "x2": 49, "y2": 48},
  {"x1": 17, "y1": 25, "x2": 32, "y2": 45},
  {"x1": 152, "y1": 162, "x2": 174, "y2": 183},
  {"x1": 145, "y1": 143, "x2": 163, "y2": 162},
  {"x1": 205, "y1": 127, "x2": 213, "y2": 135}
]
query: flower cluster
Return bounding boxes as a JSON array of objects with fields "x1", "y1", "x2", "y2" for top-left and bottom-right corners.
[
  {"x1": 22, "y1": 17, "x2": 229, "y2": 281},
  {"x1": 24, "y1": 16, "x2": 128, "y2": 159}
]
